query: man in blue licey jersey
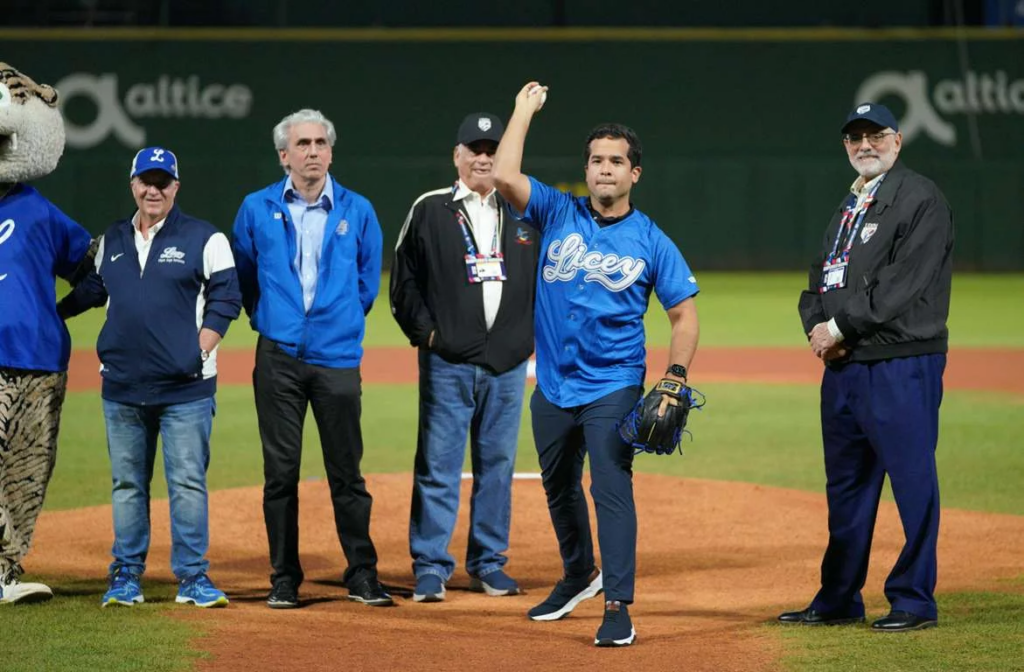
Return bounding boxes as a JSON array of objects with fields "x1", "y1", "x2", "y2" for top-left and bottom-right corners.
[{"x1": 494, "y1": 81, "x2": 701, "y2": 648}]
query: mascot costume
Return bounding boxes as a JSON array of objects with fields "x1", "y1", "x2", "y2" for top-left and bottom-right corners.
[{"x1": 0, "y1": 62, "x2": 95, "y2": 604}]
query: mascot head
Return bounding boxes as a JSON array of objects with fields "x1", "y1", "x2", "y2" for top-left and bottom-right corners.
[{"x1": 0, "y1": 62, "x2": 65, "y2": 184}]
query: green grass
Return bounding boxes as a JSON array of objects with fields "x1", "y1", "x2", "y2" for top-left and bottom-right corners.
[
  {"x1": 641, "y1": 272, "x2": 1024, "y2": 348},
  {"x1": 0, "y1": 578, "x2": 205, "y2": 672},
  {"x1": 59, "y1": 273, "x2": 1024, "y2": 350},
  {"x1": 775, "y1": 583, "x2": 1024, "y2": 672},
  {"x1": 46, "y1": 384, "x2": 1024, "y2": 516}
]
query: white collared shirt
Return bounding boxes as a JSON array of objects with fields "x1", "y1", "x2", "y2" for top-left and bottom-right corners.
[
  {"x1": 453, "y1": 180, "x2": 502, "y2": 331},
  {"x1": 132, "y1": 212, "x2": 166, "y2": 272},
  {"x1": 849, "y1": 173, "x2": 886, "y2": 209},
  {"x1": 283, "y1": 178, "x2": 334, "y2": 313}
]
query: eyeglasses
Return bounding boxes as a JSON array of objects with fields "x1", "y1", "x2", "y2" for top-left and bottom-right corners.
[{"x1": 843, "y1": 131, "x2": 896, "y2": 146}]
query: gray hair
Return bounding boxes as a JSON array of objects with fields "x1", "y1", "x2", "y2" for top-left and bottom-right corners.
[{"x1": 272, "y1": 109, "x2": 337, "y2": 172}]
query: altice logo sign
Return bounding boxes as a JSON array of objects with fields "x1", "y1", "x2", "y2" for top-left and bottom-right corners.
[
  {"x1": 855, "y1": 70, "x2": 1024, "y2": 146},
  {"x1": 55, "y1": 73, "x2": 254, "y2": 149}
]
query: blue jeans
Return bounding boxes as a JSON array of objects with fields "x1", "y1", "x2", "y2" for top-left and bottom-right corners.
[
  {"x1": 410, "y1": 351, "x2": 527, "y2": 581},
  {"x1": 103, "y1": 396, "x2": 214, "y2": 580}
]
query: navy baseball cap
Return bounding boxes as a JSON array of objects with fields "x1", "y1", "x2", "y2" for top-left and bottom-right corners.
[
  {"x1": 129, "y1": 147, "x2": 179, "y2": 180},
  {"x1": 456, "y1": 113, "x2": 504, "y2": 145},
  {"x1": 842, "y1": 103, "x2": 899, "y2": 133}
]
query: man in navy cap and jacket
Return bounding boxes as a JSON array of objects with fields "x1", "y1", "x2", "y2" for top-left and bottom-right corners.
[
  {"x1": 781, "y1": 103, "x2": 954, "y2": 632},
  {"x1": 61, "y1": 147, "x2": 242, "y2": 609}
]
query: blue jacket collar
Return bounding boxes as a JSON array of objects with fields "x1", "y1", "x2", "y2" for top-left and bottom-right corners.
[{"x1": 266, "y1": 175, "x2": 346, "y2": 210}]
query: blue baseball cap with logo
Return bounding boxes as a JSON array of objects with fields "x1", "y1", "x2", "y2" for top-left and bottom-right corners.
[
  {"x1": 129, "y1": 146, "x2": 180, "y2": 179},
  {"x1": 841, "y1": 103, "x2": 899, "y2": 133}
]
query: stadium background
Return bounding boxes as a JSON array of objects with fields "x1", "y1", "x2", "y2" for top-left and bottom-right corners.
[
  {"x1": 4, "y1": 1, "x2": 1024, "y2": 270},
  {"x1": 2, "y1": 3, "x2": 1023, "y2": 672}
]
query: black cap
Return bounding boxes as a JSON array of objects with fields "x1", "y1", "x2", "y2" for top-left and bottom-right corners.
[
  {"x1": 456, "y1": 113, "x2": 504, "y2": 145},
  {"x1": 842, "y1": 102, "x2": 899, "y2": 133}
]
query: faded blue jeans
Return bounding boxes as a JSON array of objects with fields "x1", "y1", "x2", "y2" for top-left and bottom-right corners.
[
  {"x1": 410, "y1": 351, "x2": 527, "y2": 581},
  {"x1": 103, "y1": 396, "x2": 214, "y2": 580}
]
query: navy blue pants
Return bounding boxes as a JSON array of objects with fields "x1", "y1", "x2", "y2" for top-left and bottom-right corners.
[
  {"x1": 531, "y1": 385, "x2": 642, "y2": 604},
  {"x1": 810, "y1": 354, "x2": 945, "y2": 620}
]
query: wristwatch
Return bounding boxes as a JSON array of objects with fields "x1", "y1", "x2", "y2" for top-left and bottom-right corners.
[
  {"x1": 200, "y1": 349, "x2": 210, "y2": 362},
  {"x1": 666, "y1": 364, "x2": 687, "y2": 379}
]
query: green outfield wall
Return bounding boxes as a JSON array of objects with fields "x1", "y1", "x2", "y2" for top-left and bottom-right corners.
[{"x1": 5, "y1": 29, "x2": 1023, "y2": 270}]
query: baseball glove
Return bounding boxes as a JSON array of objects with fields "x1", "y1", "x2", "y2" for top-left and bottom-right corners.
[{"x1": 617, "y1": 378, "x2": 706, "y2": 456}]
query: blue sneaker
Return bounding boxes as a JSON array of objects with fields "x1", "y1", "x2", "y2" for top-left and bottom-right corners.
[
  {"x1": 175, "y1": 573, "x2": 229, "y2": 608},
  {"x1": 528, "y1": 569, "x2": 602, "y2": 621},
  {"x1": 412, "y1": 574, "x2": 446, "y2": 603},
  {"x1": 594, "y1": 600, "x2": 636, "y2": 647},
  {"x1": 468, "y1": 570, "x2": 521, "y2": 597},
  {"x1": 102, "y1": 568, "x2": 143, "y2": 607}
]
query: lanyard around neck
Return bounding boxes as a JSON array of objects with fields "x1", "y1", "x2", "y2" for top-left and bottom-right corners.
[
  {"x1": 456, "y1": 205, "x2": 501, "y2": 257},
  {"x1": 827, "y1": 176, "x2": 885, "y2": 261}
]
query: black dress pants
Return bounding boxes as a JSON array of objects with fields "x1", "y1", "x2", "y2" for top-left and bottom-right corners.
[{"x1": 254, "y1": 336, "x2": 378, "y2": 587}]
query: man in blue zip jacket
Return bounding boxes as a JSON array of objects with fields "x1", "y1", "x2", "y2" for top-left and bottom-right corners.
[
  {"x1": 231, "y1": 109, "x2": 390, "y2": 609},
  {"x1": 60, "y1": 147, "x2": 242, "y2": 609}
]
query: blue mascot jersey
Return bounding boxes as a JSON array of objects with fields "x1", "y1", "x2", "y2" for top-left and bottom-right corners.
[
  {"x1": 0, "y1": 184, "x2": 92, "y2": 372},
  {"x1": 514, "y1": 177, "x2": 699, "y2": 407}
]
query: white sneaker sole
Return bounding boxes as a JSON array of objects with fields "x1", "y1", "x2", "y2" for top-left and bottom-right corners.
[
  {"x1": 595, "y1": 627, "x2": 637, "y2": 647},
  {"x1": 176, "y1": 595, "x2": 229, "y2": 608},
  {"x1": 347, "y1": 595, "x2": 395, "y2": 606},
  {"x1": 529, "y1": 572, "x2": 603, "y2": 622},
  {"x1": 101, "y1": 595, "x2": 144, "y2": 607},
  {"x1": 468, "y1": 577, "x2": 520, "y2": 597},
  {"x1": 0, "y1": 583, "x2": 54, "y2": 605},
  {"x1": 413, "y1": 584, "x2": 446, "y2": 602}
]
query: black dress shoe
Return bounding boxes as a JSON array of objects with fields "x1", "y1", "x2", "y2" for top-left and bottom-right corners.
[
  {"x1": 777, "y1": 607, "x2": 865, "y2": 626},
  {"x1": 871, "y1": 610, "x2": 938, "y2": 632}
]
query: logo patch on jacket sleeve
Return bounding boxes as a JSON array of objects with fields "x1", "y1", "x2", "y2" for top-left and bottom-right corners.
[{"x1": 860, "y1": 222, "x2": 879, "y2": 244}]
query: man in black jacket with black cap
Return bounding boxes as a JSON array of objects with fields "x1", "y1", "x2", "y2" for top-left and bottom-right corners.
[
  {"x1": 781, "y1": 102, "x2": 954, "y2": 632},
  {"x1": 390, "y1": 112, "x2": 539, "y2": 604}
]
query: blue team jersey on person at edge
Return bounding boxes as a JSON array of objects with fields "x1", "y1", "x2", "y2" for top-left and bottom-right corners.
[
  {"x1": 0, "y1": 184, "x2": 92, "y2": 372},
  {"x1": 514, "y1": 177, "x2": 699, "y2": 408}
]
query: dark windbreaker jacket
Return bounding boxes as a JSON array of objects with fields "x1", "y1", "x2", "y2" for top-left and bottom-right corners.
[{"x1": 798, "y1": 161, "x2": 954, "y2": 363}]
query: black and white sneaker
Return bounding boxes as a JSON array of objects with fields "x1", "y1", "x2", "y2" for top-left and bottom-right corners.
[
  {"x1": 266, "y1": 578, "x2": 299, "y2": 609},
  {"x1": 347, "y1": 578, "x2": 394, "y2": 607},
  {"x1": 527, "y1": 568, "x2": 602, "y2": 621},
  {"x1": 594, "y1": 600, "x2": 637, "y2": 647}
]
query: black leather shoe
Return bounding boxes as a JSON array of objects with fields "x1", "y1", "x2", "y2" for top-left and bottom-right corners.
[
  {"x1": 347, "y1": 577, "x2": 395, "y2": 607},
  {"x1": 777, "y1": 607, "x2": 865, "y2": 626},
  {"x1": 871, "y1": 610, "x2": 937, "y2": 632}
]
